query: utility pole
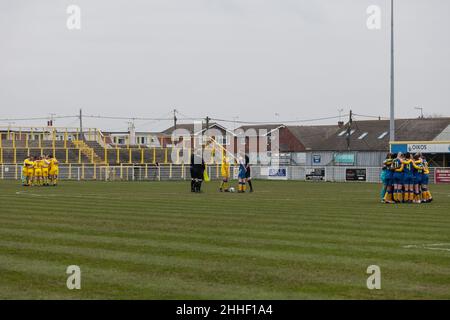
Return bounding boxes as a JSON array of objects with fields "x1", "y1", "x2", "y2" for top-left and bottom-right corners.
[
  {"x1": 389, "y1": 0, "x2": 395, "y2": 142},
  {"x1": 48, "y1": 113, "x2": 56, "y2": 127},
  {"x1": 173, "y1": 109, "x2": 177, "y2": 129},
  {"x1": 346, "y1": 110, "x2": 353, "y2": 151},
  {"x1": 79, "y1": 108, "x2": 83, "y2": 140},
  {"x1": 205, "y1": 116, "x2": 210, "y2": 131},
  {"x1": 128, "y1": 120, "x2": 136, "y2": 145}
]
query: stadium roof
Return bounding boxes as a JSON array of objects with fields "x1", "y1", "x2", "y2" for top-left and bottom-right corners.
[{"x1": 312, "y1": 117, "x2": 450, "y2": 152}]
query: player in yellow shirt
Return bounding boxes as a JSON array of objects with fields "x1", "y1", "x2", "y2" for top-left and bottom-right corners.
[
  {"x1": 41, "y1": 155, "x2": 51, "y2": 186},
  {"x1": 23, "y1": 156, "x2": 34, "y2": 186},
  {"x1": 219, "y1": 155, "x2": 231, "y2": 192},
  {"x1": 421, "y1": 155, "x2": 433, "y2": 203},
  {"x1": 22, "y1": 159, "x2": 28, "y2": 186},
  {"x1": 49, "y1": 155, "x2": 59, "y2": 186},
  {"x1": 33, "y1": 156, "x2": 43, "y2": 186}
]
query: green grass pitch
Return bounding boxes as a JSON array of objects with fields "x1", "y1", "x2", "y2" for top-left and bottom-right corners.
[{"x1": 0, "y1": 179, "x2": 449, "y2": 299}]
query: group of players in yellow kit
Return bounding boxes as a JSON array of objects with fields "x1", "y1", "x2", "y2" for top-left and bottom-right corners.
[
  {"x1": 380, "y1": 152, "x2": 433, "y2": 204},
  {"x1": 22, "y1": 155, "x2": 59, "y2": 187}
]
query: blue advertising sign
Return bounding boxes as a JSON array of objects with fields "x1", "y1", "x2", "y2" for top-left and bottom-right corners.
[
  {"x1": 268, "y1": 167, "x2": 288, "y2": 180},
  {"x1": 313, "y1": 155, "x2": 321, "y2": 164}
]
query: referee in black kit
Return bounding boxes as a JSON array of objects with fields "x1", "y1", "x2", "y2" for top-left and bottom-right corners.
[
  {"x1": 245, "y1": 154, "x2": 254, "y2": 192},
  {"x1": 190, "y1": 151, "x2": 205, "y2": 193}
]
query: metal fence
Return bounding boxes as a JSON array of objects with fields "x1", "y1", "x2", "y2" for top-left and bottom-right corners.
[{"x1": 0, "y1": 163, "x2": 445, "y2": 184}]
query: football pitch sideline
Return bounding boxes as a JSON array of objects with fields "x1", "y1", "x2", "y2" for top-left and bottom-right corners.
[{"x1": 0, "y1": 180, "x2": 449, "y2": 300}]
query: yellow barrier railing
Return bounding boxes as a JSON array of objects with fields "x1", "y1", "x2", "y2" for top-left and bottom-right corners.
[{"x1": 0, "y1": 146, "x2": 207, "y2": 165}]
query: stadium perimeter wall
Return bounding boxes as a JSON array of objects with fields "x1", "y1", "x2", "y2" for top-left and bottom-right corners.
[{"x1": 0, "y1": 164, "x2": 445, "y2": 184}]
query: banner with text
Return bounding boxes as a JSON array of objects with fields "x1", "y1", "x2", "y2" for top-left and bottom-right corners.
[{"x1": 435, "y1": 168, "x2": 450, "y2": 183}]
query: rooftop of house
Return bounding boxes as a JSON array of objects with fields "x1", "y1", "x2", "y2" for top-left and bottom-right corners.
[
  {"x1": 286, "y1": 125, "x2": 339, "y2": 150},
  {"x1": 312, "y1": 117, "x2": 450, "y2": 151},
  {"x1": 161, "y1": 122, "x2": 226, "y2": 135}
]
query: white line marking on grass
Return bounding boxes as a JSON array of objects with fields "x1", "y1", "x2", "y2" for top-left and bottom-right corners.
[
  {"x1": 403, "y1": 243, "x2": 450, "y2": 252},
  {"x1": 15, "y1": 191, "x2": 42, "y2": 197},
  {"x1": 14, "y1": 191, "x2": 124, "y2": 200},
  {"x1": 256, "y1": 198, "x2": 296, "y2": 201}
]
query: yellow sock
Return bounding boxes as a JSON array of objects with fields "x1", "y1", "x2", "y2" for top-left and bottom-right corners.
[{"x1": 409, "y1": 192, "x2": 414, "y2": 201}]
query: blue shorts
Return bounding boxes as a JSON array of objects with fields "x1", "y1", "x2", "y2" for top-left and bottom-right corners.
[
  {"x1": 421, "y1": 174, "x2": 429, "y2": 185},
  {"x1": 386, "y1": 171, "x2": 394, "y2": 185},
  {"x1": 393, "y1": 172, "x2": 403, "y2": 185},
  {"x1": 238, "y1": 168, "x2": 246, "y2": 179},
  {"x1": 403, "y1": 175, "x2": 413, "y2": 185}
]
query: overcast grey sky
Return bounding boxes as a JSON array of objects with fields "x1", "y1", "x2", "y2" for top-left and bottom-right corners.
[{"x1": 1, "y1": 0, "x2": 449, "y2": 131}]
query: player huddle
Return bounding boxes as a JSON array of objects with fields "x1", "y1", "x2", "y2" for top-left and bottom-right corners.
[
  {"x1": 22, "y1": 155, "x2": 59, "y2": 187},
  {"x1": 380, "y1": 152, "x2": 432, "y2": 204}
]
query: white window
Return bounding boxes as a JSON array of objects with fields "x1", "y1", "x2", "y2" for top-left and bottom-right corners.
[
  {"x1": 137, "y1": 137, "x2": 145, "y2": 144},
  {"x1": 358, "y1": 132, "x2": 368, "y2": 140},
  {"x1": 378, "y1": 132, "x2": 388, "y2": 139}
]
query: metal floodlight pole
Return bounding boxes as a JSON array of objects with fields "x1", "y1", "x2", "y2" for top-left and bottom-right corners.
[
  {"x1": 79, "y1": 108, "x2": 83, "y2": 140},
  {"x1": 389, "y1": 0, "x2": 395, "y2": 142}
]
